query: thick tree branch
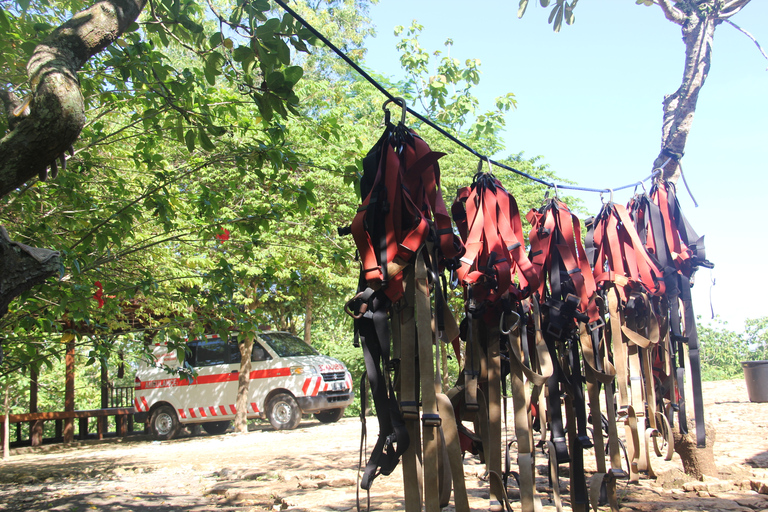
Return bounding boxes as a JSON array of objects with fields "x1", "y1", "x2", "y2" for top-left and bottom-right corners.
[
  {"x1": 0, "y1": 0, "x2": 148, "y2": 199},
  {"x1": 655, "y1": 0, "x2": 685, "y2": 25},
  {"x1": 719, "y1": 0, "x2": 751, "y2": 18}
]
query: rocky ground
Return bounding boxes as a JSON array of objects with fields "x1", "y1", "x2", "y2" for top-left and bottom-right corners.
[{"x1": 0, "y1": 378, "x2": 766, "y2": 511}]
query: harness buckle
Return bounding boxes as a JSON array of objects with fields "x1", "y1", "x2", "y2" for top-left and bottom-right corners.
[
  {"x1": 588, "y1": 318, "x2": 605, "y2": 332},
  {"x1": 344, "y1": 292, "x2": 367, "y2": 319},
  {"x1": 422, "y1": 413, "x2": 442, "y2": 428}
]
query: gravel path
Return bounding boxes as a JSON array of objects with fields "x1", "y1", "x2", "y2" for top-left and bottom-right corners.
[{"x1": 0, "y1": 379, "x2": 766, "y2": 511}]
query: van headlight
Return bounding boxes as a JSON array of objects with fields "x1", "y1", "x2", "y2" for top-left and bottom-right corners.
[{"x1": 291, "y1": 366, "x2": 318, "y2": 376}]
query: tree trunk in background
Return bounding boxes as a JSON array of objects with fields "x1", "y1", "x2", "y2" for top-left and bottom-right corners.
[
  {"x1": 29, "y1": 365, "x2": 42, "y2": 446},
  {"x1": 304, "y1": 290, "x2": 313, "y2": 345},
  {"x1": 100, "y1": 355, "x2": 109, "y2": 433},
  {"x1": 63, "y1": 336, "x2": 75, "y2": 443},
  {"x1": 235, "y1": 334, "x2": 254, "y2": 433},
  {"x1": 3, "y1": 382, "x2": 9, "y2": 460}
]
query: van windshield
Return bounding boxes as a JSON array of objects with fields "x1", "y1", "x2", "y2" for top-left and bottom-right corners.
[{"x1": 259, "y1": 332, "x2": 318, "y2": 357}]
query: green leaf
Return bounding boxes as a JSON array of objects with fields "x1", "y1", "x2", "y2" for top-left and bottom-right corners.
[
  {"x1": 256, "y1": 18, "x2": 280, "y2": 38},
  {"x1": 17, "y1": 0, "x2": 30, "y2": 11},
  {"x1": 198, "y1": 127, "x2": 215, "y2": 151},
  {"x1": 232, "y1": 45, "x2": 252, "y2": 63},
  {"x1": 276, "y1": 40, "x2": 291, "y2": 66},
  {"x1": 21, "y1": 41, "x2": 37, "y2": 56},
  {"x1": 0, "y1": 8, "x2": 10, "y2": 30},
  {"x1": 209, "y1": 32, "x2": 223, "y2": 48},
  {"x1": 175, "y1": 117, "x2": 184, "y2": 143},
  {"x1": 184, "y1": 129, "x2": 196, "y2": 153},
  {"x1": 284, "y1": 66, "x2": 303, "y2": 85},
  {"x1": 266, "y1": 71, "x2": 285, "y2": 90},
  {"x1": 517, "y1": 0, "x2": 530, "y2": 18}
]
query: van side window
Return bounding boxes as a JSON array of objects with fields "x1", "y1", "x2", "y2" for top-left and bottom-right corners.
[
  {"x1": 251, "y1": 341, "x2": 271, "y2": 362},
  {"x1": 228, "y1": 342, "x2": 242, "y2": 364},
  {"x1": 190, "y1": 340, "x2": 227, "y2": 367}
]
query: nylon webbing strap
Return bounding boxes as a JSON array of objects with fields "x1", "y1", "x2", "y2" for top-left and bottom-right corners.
[
  {"x1": 398, "y1": 265, "x2": 423, "y2": 512},
  {"x1": 416, "y1": 253, "x2": 440, "y2": 512}
]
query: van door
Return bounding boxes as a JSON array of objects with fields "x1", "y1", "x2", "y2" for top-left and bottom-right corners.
[
  {"x1": 175, "y1": 337, "x2": 239, "y2": 422},
  {"x1": 247, "y1": 338, "x2": 275, "y2": 416}
]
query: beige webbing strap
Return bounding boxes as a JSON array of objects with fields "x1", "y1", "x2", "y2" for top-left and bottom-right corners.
[
  {"x1": 487, "y1": 319, "x2": 504, "y2": 512},
  {"x1": 626, "y1": 344, "x2": 648, "y2": 476},
  {"x1": 581, "y1": 312, "x2": 625, "y2": 503},
  {"x1": 607, "y1": 287, "x2": 629, "y2": 408},
  {"x1": 415, "y1": 253, "x2": 441, "y2": 512},
  {"x1": 436, "y1": 393, "x2": 470, "y2": 512},
  {"x1": 398, "y1": 265, "x2": 423, "y2": 512},
  {"x1": 506, "y1": 311, "x2": 548, "y2": 512},
  {"x1": 624, "y1": 405, "x2": 641, "y2": 483},
  {"x1": 438, "y1": 431, "x2": 452, "y2": 508}
]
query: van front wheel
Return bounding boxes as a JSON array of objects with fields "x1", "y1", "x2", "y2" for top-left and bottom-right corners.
[
  {"x1": 267, "y1": 393, "x2": 301, "y2": 430},
  {"x1": 150, "y1": 405, "x2": 180, "y2": 440}
]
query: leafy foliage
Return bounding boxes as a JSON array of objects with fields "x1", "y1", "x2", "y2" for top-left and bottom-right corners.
[{"x1": 699, "y1": 316, "x2": 768, "y2": 381}]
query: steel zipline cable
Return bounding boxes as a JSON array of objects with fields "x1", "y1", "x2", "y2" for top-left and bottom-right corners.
[{"x1": 272, "y1": 0, "x2": 659, "y2": 195}]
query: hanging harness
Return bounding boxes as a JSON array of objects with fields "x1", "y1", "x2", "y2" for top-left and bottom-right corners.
[
  {"x1": 343, "y1": 100, "x2": 467, "y2": 512},
  {"x1": 450, "y1": 168, "x2": 547, "y2": 512}
]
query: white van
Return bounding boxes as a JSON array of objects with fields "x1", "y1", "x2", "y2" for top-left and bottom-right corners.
[{"x1": 133, "y1": 331, "x2": 354, "y2": 439}]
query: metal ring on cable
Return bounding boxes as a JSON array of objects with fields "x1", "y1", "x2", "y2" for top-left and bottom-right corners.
[
  {"x1": 499, "y1": 309, "x2": 521, "y2": 335},
  {"x1": 382, "y1": 97, "x2": 407, "y2": 125}
]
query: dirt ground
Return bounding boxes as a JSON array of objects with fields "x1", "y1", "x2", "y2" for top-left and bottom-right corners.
[{"x1": 0, "y1": 379, "x2": 766, "y2": 512}]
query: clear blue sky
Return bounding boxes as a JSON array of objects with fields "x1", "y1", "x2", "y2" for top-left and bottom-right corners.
[{"x1": 361, "y1": 1, "x2": 768, "y2": 330}]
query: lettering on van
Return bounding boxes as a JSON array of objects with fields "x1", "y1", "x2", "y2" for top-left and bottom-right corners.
[{"x1": 318, "y1": 363, "x2": 345, "y2": 372}]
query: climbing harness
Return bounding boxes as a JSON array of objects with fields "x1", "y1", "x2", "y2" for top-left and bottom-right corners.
[{"x1": 342, "y1": 99, "x2": 467, "y2": 512}]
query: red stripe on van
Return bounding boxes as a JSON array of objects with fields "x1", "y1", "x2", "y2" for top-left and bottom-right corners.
[
  {"x1": 312, "y1": 378, "x2": 322, "y2": 397},
  {"x1": 198, "y1": 407, "x2": 206, "y2": 418},
  {"x1": 188, "y1": 408, "x2": 196, "y2": 418},
  {"x1": 138, "y1": 367, "x2": 291, "y2": 390},
  {"x1": 229, "y1": 404, "x2": 237, "y2": 414},
  {"x1": 141, "y1": 396, "x2": 149, "y2": 411},
  {"x1": 249, "y1": 368, "x2": 291, "y2": 380},
  {"x1": 251, "y1": 402, "x2": 259, "y2": 413},
  {"x1": 219, "y1": 405, "x2": 227, "y2": 415},
  {"x1": 302, "y1": 378, "x2": 311, "y2": 395},
  {"x1": 209, "y1": 406, "x2": 217, "y2": 416},
  {"x1": 179, "y1": 409, "x2": 187, "y2": 419}
]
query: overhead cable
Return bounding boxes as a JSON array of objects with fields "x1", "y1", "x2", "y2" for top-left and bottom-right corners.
[{"x1": 273, "y1": 0, "x2": 659, "y2": 195}]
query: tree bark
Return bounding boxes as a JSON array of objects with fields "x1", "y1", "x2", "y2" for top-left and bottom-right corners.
[
  {"x1": 3, "y1": 381, "x2": 9, "y2": 460},
  {"x1": 64, "y1": 336, "x2": 75, "y2": 443},
  {"x1": 0, "y1": 226, "x2": 60, "y2": 319},
  {"x1": 0, "y1": 0, "x2": 148, "y2": 199},
  {"x1": 653, "y1": 0, "x2": 752, "y2": 181},
  {"x1": 235, "y1": 333, "x2": 254, "y2": 433},
  {"x1": 304, "y1": 290, "x2": 313, "y2": 345}
]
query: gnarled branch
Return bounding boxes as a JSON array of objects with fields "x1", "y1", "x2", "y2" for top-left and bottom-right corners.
[{"x1": 0, "y1": 0, "x2": 148, "y2": 199}]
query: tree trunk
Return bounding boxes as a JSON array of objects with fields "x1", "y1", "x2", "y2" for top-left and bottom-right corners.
[
  {"x1": 3, "y1": 381, "x2": 9, "y2": 460},
  {"x1": 673, "y1": 419, "x2": 717, "y2": 478},
  {"x1": 304, "y1": 290, "x2": 313, "y2": 345},
  {"x1": 234, "y1": 333, "x2": 254, "y2": 433},
  {"x1": 652, "y1": 0, "x2": 752, "y2": 181},
  {"x1": 63, "y1": 335, "x2": 75, "y2": 443}
]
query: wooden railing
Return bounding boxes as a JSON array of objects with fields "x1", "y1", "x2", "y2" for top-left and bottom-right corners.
[{"x1": 1, "y1": 407, "x2": 137, "y2": 447}]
